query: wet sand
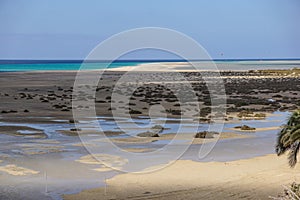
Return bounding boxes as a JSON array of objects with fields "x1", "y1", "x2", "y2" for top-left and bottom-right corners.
[{"x1": 0, "y1": 69, "x2": 300, "y2": 199}]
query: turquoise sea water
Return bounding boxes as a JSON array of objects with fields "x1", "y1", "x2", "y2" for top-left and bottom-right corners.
[
  {"x1": 0, "y1": 62, "x2": 140, "y2": 72},
  {"x1": 0, "y1": 60, "x2": 300, "y2": 72}
]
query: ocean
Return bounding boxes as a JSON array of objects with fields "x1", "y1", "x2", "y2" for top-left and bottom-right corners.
[
  {"x1": 0, "y1": 59, "x2": 300, "y2": 72},
  {"x1": 0, "y1": 61, "x2": 140, "y2": 72}
]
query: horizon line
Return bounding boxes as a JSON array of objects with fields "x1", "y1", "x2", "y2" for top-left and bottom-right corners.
[{"x1": 1, "y1": 58, "x2": 300, "y2": 64}]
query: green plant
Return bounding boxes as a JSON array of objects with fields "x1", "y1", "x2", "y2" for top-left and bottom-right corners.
[{"x1": 276, "y1": 110, "x2": 300, "y2": 167}]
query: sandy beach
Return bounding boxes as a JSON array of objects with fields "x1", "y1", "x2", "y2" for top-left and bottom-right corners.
[
  {"x1": 2, "y1": 0, "x2": 300, "y2": 199},
  {"x1": 64, "y1": 154, "x2": 300, "y2": 200},
  {"x1": 0, "y1": 68, "x2": 299, "y2": 199}
]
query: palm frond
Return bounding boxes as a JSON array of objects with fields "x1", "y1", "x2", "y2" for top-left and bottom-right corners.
[
  {"x1": 290, "y1": 129, "x2": 300, "y2": 143},
  {"x1": 276, "y1": 110, "x2": 300, "y2": 167},
  {"x1": 276, "y1": 126, "x2": 290, "y2": 155},
  {"x1": 288, "y1": 141, "x2": 300, "y2": 168}
]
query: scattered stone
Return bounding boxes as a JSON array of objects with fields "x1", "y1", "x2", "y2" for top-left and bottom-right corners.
[
  {"x1": 70, "y1": 128, "x2": 81, "y2": 132},
  {"x1": 1, "y1": 110, "x2": 18, "y2": 114},
  {"x1": 137, "y1": 131, "x2": 160, "y2": 137},
  {"x1": 68, "y1": 119, "x2": 78, "y2": 124},
  {"x1": 166, "y1": 109, "x2": 181, "y2": 115},
  {"x1": 129, "y1": 110, "x2": 142, "y2": 114},
  {"x1": 103, "y1": 131, "x2": 124, "y2": 136},
  {"x1": 95, "y1": 100, "x2": 106, "y2": 103},
  {"x1": 195, "y1": 131, "x2": 219, "y2": 139},
  {"x1": 53, "y1": 104, "x2": 64, "y2": 109},
  {"x1": 151, "y1": 125, "x2": 165, "y2": 133},
  {"x1": 234, "y1": 125, "x2": 256, "y2": 131},
  {"x1": 237, "y1": 111, "x2": 266, "y2": 119}
]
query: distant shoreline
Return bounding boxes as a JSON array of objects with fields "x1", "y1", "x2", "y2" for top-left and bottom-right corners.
[
  {"x1": 1, "y1": 59, "x2": 300, "y2": 72},
  {"x1": 1, "y1": 58, "x2": 300, "y2": 64}
]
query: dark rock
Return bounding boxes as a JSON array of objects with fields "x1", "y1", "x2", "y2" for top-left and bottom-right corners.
[
  {"x1": 151, "y1": 125, "x2": 164, "y2": 133},
  {"x1": 69, "y1": 119, "x2": 78, "y2": 124},
  {"x1": 95, "y1": 100, "x2": 106, "y2": 103},
  {"x1": 129, "y1": 110, "x2": 142, "y2": 114},
  {"x1": 70, "y1": 128, "x2": 81, "y2": 132},
  {"x1": 195, "y1": 131, "x2": 218, "y2": 138},
  {"x1": 234, "y1": 125, "x2": 256, "y2": 131},
  {"x1": 137, "y1": 131, "x2": 160, "y2": 137}
]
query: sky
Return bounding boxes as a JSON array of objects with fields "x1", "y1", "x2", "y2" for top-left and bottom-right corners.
[{"x1": 0, "y1": 0, "x2": 299, "y2": 60}]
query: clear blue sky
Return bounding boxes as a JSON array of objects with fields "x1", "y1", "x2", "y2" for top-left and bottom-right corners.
[{"x1": 0, "y1": 0, "x2": 299, "y2": 60}]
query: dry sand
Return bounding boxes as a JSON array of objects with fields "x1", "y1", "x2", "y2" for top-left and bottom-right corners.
[{"x1": 64, "y1": 154, "x2": 300, "y2": 200}]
